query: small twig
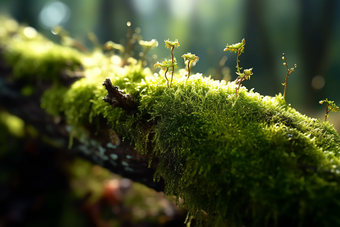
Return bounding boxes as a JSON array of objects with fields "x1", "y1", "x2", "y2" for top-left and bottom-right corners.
[{"x1": 102, "y1": 78, "x2": 137, "y2": 114}]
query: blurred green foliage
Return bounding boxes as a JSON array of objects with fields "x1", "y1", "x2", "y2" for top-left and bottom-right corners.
[{"x1": 0, "y1": 17, "x2": 83, "y2": 84}]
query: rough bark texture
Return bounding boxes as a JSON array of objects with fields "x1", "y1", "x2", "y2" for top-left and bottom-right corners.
[
  {"x1": 102, "y1": 77, "x2": 137, "y2": 114},
  {"x1": 0, "y1": 54, "x2": 164, "y2": 192}
]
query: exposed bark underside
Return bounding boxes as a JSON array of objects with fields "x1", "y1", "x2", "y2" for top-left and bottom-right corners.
[{"x1": 0, "y1": 55, "x2": 164, "y2": 192}]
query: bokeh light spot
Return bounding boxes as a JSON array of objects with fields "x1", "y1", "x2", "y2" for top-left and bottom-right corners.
[
  {"x1": 169, "y1": 0, "x2": 196, "y2": 19},
  {"x1": 222, "y1": 67, "x2": 231, "y2": 82},
  {"x1": 131, "y1": 0, "x2": 157, "y2": 16},
  {"x1": 39, "y1": 1, "x2": 71, "y2": 29},
  {"x1": 5, "y1": 19, "x2": 18, "y2": 32},
  {"x1": 0, "y1": 27, "x2": 5, "y2": 37},
  {"x1": 311, "y1": 75, "x2": 325, "y2": 90},
  {"x1": 23, "y1": 27, "x2": 37, "y2": 39}
]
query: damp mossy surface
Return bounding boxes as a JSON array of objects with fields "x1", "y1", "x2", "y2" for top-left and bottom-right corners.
[
  {"x1": 3, "y1": 38, "x2": 83, "y2": 83},
  {"x1": 43, "y1": 68, "x2": 340, "y2": 226},
  {"x1": 2, "y1": 19, "x2": 340, "y2": 226},
  {"x1": 133, "y1": 74, "x2": 340, "y2": 226}
]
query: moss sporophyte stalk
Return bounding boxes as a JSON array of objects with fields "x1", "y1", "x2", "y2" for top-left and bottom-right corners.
[
  {"x1": 320, "y1": 99, "x2": 339, "y2": 122},
  {"x1": 281, "y1": 53, "x2": 297, "y2": 100},
  {"x1": 2, "y1": 19, "x2": 340, "y2": 227},
  {"x1": 182, "y1": 52, "x2": 199, "y2": 80},
  {"x1": 224, "y1": 38, "x2": 253, "y2": 95}
]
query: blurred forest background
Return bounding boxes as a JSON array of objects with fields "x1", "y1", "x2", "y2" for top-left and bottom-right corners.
[{"x1": 1, "y1": 0, "x2": 340, "y2": 226}]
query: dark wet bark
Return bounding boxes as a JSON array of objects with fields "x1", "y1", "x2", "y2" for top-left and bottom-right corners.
[{"x1": 0, "y1": 54, "x2": 164, "y2": 192}]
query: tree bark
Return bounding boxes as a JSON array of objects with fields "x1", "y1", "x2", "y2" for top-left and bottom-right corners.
[{"x1": 0, "y1": 54, "x2": 164, "y2": 192}]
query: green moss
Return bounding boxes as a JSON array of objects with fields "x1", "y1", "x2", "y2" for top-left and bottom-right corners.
[
  {"x1": 2, "y1": 18, "x2": 340, "y2": 226},
  {"x1": 0, "y1": 111, "x2": 25, "y2": 138},
  {"x1": 130, "y1": 74, "x2": 340, "y2": 226},
  {"x1": 40, "y1": 54, "x2": 151, "y2": 150},
  {"x1": 0, "y1": 19, "x2": 83, "y2": 84},
  {"x1": 3, "y1": 40, "x2": 83, "y2": 83},
  {"x1": 20, "y1": 53, "x2": 340, "y2": 226},
  {"x1": 20, "y1": 85, "x2": 35, "y2": 96},
  {"x1": 41, "y1": 85, "x2": 68, "y2": 116}
]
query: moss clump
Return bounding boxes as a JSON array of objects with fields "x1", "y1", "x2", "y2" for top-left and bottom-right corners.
[
  {"x1": 2, "y1": 19, "x2": 340, "y2": 226},
  {"x1": 0, "y1": 18, "x2": 83, "y2": 84},
  {"x1": 0, "y1": 111, "x2": 25, "y2": 138},
  {"x1": 3, "y1": 40, "x2": 83, "y2": 83},
  {"x1": 130, "y1": 73, "x2": 340, "y2": 226},
  {"x1": 41, "y1": 85, "x2": 69, "y2": 116}
]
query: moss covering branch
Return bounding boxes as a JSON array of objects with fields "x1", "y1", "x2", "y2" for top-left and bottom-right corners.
[
  {"x1": 1, "y1": 18, "x2": 340, "y2": 227},
  {"x1": 0, "y1": 17, "x2": 163, "y2": 193}
]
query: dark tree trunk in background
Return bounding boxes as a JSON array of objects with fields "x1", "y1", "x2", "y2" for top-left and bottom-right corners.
[
  {"x1": 244, "y1": 0, "x2": 280, "y2": 95},
  {"x1": 10, "y1": 0, "x2": 40, "y2": 28},
  {"x1": 0, "y1": 53, "x2": 164, "y2": 193},
  {"x1": 96, "y1": 0, "x2": 137, "y2": 44},
  {"x1": 187, "y1": 3, "x2": 207, "y2": 76},
  {"x1": 299, "y1": 0, "x2": 337, "y2": 111},
  {"x1": 97, "y1": 0, "x2": 116, "y2": 43}
]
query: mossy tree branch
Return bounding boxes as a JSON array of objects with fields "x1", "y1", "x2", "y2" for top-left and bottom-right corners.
[
  {"x1": 2, "y1": 18, "x2": 340, "y2": 227},
  {"x1": 0, "y1": 53, "x2": 164, "y2": 192}
]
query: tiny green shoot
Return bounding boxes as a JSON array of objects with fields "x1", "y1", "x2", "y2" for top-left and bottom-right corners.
[
  {"x1": 282, "y1": 53, "x2": 297, "y2": 100},
  {"x1": 224, "y1": 38, "x2": 245, "y2": 74},
  {"x1": 104, "y1": 41, "x2": 125, "y2": 55},
  {"x1": 224, "y1": 39, "x2": 252, "y2": 95},
  {"x1": 154, "y1": 58, "x2": 178, "y2": 87},
  {"x1": 182, "y1": 52, "x2": 199, "y2": 80},
  {"x1": 234, "y1": 68, "x2": 253, "y2": 95},
  {"x1": 164, "y1": 39, "x2": 180, "y2": 87},
  {"x1": 319, "y1": 99, "x2": 339, "y2": 122}
]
